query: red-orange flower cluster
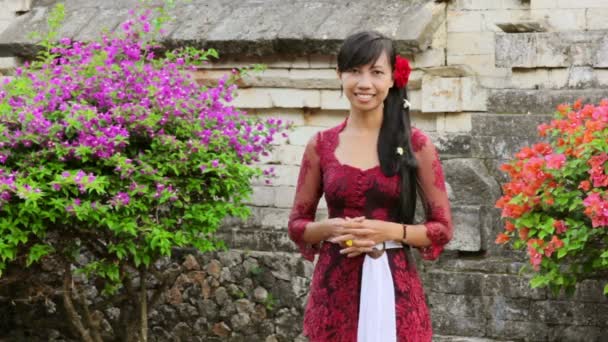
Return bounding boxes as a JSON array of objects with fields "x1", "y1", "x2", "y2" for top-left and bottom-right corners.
[{"x1": 496, "y1": 99, "x2": 608, "y2": 276}]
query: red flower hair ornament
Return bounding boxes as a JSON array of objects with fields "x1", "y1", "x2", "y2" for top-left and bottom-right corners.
[{"x1": 393, "y1": 55, "x2": 411, "y2": 88}]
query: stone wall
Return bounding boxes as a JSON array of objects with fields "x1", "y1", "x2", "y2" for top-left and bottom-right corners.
[
  {"x1": 0, "y1": 0, "x2": 27, "y2": 74},
  {"x1": 0, "y1": 0, "x2": 607, "y2": 341}
]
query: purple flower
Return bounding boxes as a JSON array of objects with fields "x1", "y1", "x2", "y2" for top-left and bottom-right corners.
[
  {"x1": 211, "y1": 160, "x2": 219, "y2": 168},
  {"x1": 111, "y1": 192, "x2": 130, "y2": 207},
  {"x1": 0, "y1": 191, "x2": 10, "y2": 201}
]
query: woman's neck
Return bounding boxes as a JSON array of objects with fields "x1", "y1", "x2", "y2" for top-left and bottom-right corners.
[{"x1": 346, "y1": 107, "x2": 383, "y2": 132}]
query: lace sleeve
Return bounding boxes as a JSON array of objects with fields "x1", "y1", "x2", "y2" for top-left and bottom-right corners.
[
  {"x1": 412, "y1": 129, "x2": 453, "y2": 260},
  {"x1": 287, "y1": 133, "x2": 323, "y2": 261}
]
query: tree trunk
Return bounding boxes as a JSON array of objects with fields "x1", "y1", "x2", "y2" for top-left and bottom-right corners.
[
  {"x1": 139, "y1": 268, "x2": 148, "y2": 342},
  {"x1": 62, "y1": 264, "x2": 96, "y2": 342}
]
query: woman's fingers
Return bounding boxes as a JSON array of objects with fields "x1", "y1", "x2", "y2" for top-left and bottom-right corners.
[
  {"x1": 339, "y1": 228, "x2": 373, "y2": 236},
  {"x1": 345, "y1": 216, "x2": 365, "y2": 222},
  {"x1": 341, "y1": 246, "x2": 374, "y2": 256},
  {"x1": 328, "y1": 234, "x2": 355, "y2": 244},
  {"x1": 339, "y1": 240, "x2": 375, "y2": 254}
]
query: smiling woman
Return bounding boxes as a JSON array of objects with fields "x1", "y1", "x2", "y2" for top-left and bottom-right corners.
[{"x1": 287, "y1": 31, "x2": 453, "y2": 342}]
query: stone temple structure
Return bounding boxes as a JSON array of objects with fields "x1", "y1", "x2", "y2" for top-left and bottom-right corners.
[{"x1": 0, "y1": 0, "x2": 606, "y2": 341}]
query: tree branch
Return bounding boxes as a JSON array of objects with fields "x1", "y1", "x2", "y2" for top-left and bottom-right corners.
[
  {"x1": 62, "y1": 263, "x2": 95, "y2": 342},
  {"x1": 74, "y1": 283, "x2": 104, "y2": 342},
  {"x1": 139, "y1": 268, "x2": 148, "y2": 342}
]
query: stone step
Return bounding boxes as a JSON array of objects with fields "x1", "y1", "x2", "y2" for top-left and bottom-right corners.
[{"x1": 434, "y1": 335, "x2": 514, "y2": 342}]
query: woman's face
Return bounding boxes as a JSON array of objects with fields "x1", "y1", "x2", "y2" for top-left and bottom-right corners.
[{"x1": 338, "y1": 51, "x2": 394, "y2": 114}]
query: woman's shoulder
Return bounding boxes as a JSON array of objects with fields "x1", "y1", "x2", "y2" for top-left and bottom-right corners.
[{"x1": 410, "y1": 126, "x2": 432, "y2": 153}]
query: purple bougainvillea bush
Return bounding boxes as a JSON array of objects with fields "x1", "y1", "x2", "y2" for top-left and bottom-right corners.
[{"x1": 0, "y1": 4, "x2": 286, "y2": 339}]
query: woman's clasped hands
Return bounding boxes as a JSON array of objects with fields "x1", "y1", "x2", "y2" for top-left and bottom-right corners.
[{"x1": 325, "y1": 216, "x2": 391, "y2": 258}]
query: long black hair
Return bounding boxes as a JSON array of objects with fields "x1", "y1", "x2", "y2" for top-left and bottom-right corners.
[{"x1": 337, "y1": 31, "x2": 418, "y2": 224}]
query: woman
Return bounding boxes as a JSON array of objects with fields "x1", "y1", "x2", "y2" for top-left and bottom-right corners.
[{"x1": 287, "y1": 31, "x2": 453, "y2": 341}]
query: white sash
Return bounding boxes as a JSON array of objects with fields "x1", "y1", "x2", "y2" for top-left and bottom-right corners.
[{"x1": 357, "y1": 242, "x2": 400, "y2": 342}]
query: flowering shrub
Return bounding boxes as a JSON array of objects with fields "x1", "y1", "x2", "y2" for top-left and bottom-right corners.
[
  {"x1": 496, "y1": 99, "x2": 608, "y2": 295},
  {"x1": 0, "y1": 3, "x2": 286, "y2": 340}
]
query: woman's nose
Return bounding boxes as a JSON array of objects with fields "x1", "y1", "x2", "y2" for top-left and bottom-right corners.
[{"x1": 356, "y1": 73, "x2": 373, "y2": 88}]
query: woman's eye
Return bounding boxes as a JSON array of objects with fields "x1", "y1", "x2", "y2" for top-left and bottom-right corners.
[{"x1": 373, "y1": 70, "x2": 384, "y2": 75}]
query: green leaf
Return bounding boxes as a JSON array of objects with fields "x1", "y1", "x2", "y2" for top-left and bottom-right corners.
[{"x1": 26, "y1": 244, "x2": 54, "y2": 266}]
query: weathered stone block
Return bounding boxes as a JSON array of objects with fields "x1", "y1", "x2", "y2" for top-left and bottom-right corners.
[
  {"x1": 595, "y1": 69, "x2": 608, "y2": 88},
  {"x1": 483, "y1": 9, "x2": 533, "y2": 32},
  {"x1": 461, "y1": 77, "x2": 488, "y2": 111},
  {"x1": 472, "y1": 135, "x2": 540, "y2": 159},
  {"x1": 273, "y1": 186, "x2": 296, "y2": 208},
  {"x1": 497, "y1": 31, "x2": 608, "y2": 69},
  {"x1": 450, "y1": 0, "x2": 507, "y2": 10},
  {"x1": 567, "y1": 66, "x2": 594, "y2": 88},
  {"x1": 0, "y1": 0, "x2": 31, "y2": 16},
  {"x1": 531, "y1": 0, "x2": 558, "y2": 9},
  {"x1": 483, "y1": 296, "x2": 533, "y2": 322},
  {"x1": 437, "y1": 112, "x2": 472, "y2": 133},
  {"x1": 442, "y1": 158, "x2": 501, "y2": 205},
  {"x1": 287, "y1": 126, "x2": 324, "y2": 146},
  {"x1": 266, "y1": 165, "x2": 300, "y2": 187},
  {"x1": 266, "y1": 144, "x2": 305, "y2": 166},
  {"x1": 414, "y1": 48, "x2": 445, "y2": 68},
  {"x1": 593, "y1": 36, "x2": 608, "y2": 68},
  {"x1": 422, "y1": 76, "x2": 461, "y2": 113},
  {"x1": 495, "y1": 33, "x2": 535, "y2": 68},
  {"x1": 320, "y1": 90, "x2": 349, "y2": 110},
  {"x1": 304, "y1": 110, "x2": 347, "y2": 128},
  {"x1": 250, "y1": 108, "x2": 306, "y2": 127},
  {"x1": 511, "y1": 68, "x2": 569, "y2": 89},
  {"x1": 496, "y1": 21, "x2": 550, "y2": 34},
  {"x1": 447, "y1": 32, "x2": 495, "y2": 56},
  {"x1": 447, "y1": 54, "x2": 510, "y2": 78},
  {"x1": 409, "y1": 89, "x2": 422, "y2": 112},
  {"x1": 586, "y1": 8, "x2": 608, "y2": 30},
  {"x1": 487, "y1": 88, "x2": 608, "y2": 114},
  {"x1": 547, "y1": 325, "x2": 606, "y2": 342},
  {"x1": 445, "y1": 205, "x2": 482, "y2": 252},
  {"x1": 482, "y1": 275, "x2": 546, "y2": 300},
  {"x1": 485, "y1": 319, "x2": 549, "y2": 341},
  {"x1": 431, "y1": 313, "x2": 487, "y2": 338},
  {"x1": 422, "y1": 75, "x2": 487, "y2": 113},
  {"x1": 422, "y1": 270, "x2": 483, "y2": 296},
  {"x1": 248, "y1": 186, "x2": 275, "y2": 207},
  {"x1": 233, "y1": 88, "x2": 273, "y2": 109},
  {"x1": 480, "y1": 205, "x2": 511, "y2": 255},
  {"x1": 423, "y1": 65, "x2": 475, "y2": 78},
  {"x1": 429, "y1": 293, "x2": 485, "y2": 319},
  {"x1": 237, "y1": 68, "x2": 339, "y2": 90},
  {"x1": 534, "y1": 33, "x2": 569, "y2": 67},
  {"x1": 411, "y1": 112, "x2": 439, "y2": 132},
  {"x1": 218, "y1": 228, "x2": 295, "y2": 253},
  {"x1": 447, "y1": 10, "x2": 483, "y2": 33},
  {"x1": 269, "y1": 89, "x2": 321, "y2": 109},
  {"x1": 471, "y1": 113, "x2": 551, "y2": 137},
  {"x1": 477, "y1": 75, "x2": 513, "y2": 89},
  {"x1": 529, "y1": 301, "x2": 608, "y2": 325},
  {"x1": 428, "y1": 132, "x2": 473, "y2": 158},
  {"x1": 530, "y1": 8, "x2": 586, "y2": 31},
  {"x1": 557, "y1": 0, "x2": 608, "y2": 8}
]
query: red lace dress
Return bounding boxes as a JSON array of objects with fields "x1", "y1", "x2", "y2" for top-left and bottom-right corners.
[{"x1": 288, "y1": 120, "x2": 453, "y2": 342}]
